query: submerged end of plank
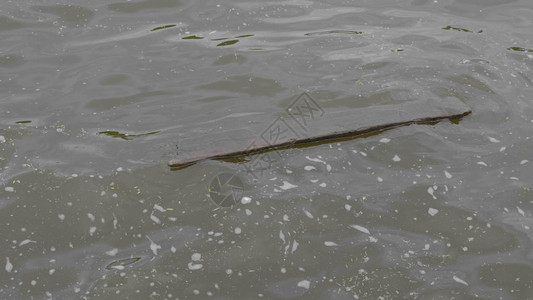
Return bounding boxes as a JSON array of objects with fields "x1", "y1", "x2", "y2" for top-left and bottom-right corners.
[{"x1": 169, "y1": 99, "x2": 472, "y2": 169}]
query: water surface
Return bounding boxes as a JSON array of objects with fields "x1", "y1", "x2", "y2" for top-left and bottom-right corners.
[{"x1": 1, "y1": 0, "x2": 533, "y2": 299}]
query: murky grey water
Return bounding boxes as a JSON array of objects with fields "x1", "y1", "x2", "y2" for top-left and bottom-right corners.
[{"x1": 1, "y1": 0, "x2": 533, "y2": 299}]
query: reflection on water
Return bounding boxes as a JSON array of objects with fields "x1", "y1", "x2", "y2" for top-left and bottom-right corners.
[{"x1": 1, "y1": 0, "x2": 533, "y2": 299}]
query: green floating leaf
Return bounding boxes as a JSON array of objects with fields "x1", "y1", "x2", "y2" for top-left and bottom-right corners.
[
  {"x1": 217, "y1": 40, "x2": 239, "y2": 47},
  {"x1": 235, "y1": 34, "x2": 254, "y2": 38},
  {"x1": 182, "y1": 35, "x2": 204, "y2": 40},
  {"x1": 507, "y1": 46, "x2": 533, "y2": 53},
  {"x1": 392, "y1": 49, "x2": 404, "y2": 52},
  {"x1": 15, "y1": 120, "x2": 31, "y2": 124},
  {"x1": 442, "y1": 25, "x2": 472, "y2": 33},
  {"x1": 97, "y1": 130, "x2": 160, "y2": 140},
  {"x1": 151, "y1": 24, "x2": 176, "y2": 31},
  {"x1": 106, "y1": 257, "x2": 142, "y2": 270}
]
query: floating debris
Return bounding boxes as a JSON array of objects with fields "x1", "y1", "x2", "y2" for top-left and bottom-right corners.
[
  {"x1": 305, "y1": 30, "x2": 362, "y2": 36},
  {"x1": 169, "y1": 97, "x2": 471, "y2": 168},
  {"x1": 442, "y1": 25, "x2": 481, "y2": 33},
  {"x1": 182, "y1": 35, "x2": 204, "y2": 40},
  {"x1": 105, "y1": 257, "x2": 141, "y2": 270},
  {"x1": 97, "y1": 130, "x2": 159, "y2": 140},
  {"x1": 151, "y1": 24, "x2": 176, "y2": 31},
  {"x1": 217, "y1": 40, "x2": 239, "y2": 47},
  {"x1": 507, "y1": 46, "x2": 533, "y2": 53}
]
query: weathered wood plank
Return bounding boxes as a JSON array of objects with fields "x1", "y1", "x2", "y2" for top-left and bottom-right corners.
[{"x1": 169, "y1": 97, "x2": 471, "y2": 168}]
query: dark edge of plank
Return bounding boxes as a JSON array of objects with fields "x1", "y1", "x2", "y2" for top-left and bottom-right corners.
[{"x1": 169, "y1": 109, "x2": 471, "y2": 169}]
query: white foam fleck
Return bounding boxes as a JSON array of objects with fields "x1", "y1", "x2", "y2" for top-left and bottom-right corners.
[
  {"x1": 279, "y1": 231, "x2": 286, "y2": 243},
  {"x1": 241, "y1": 197, "x2": 251, "y2": 204},
  {"x1": 291, "y1": 240, "x2": 299, "y2": 253},
  {"x1": 453, "y1": 275, "x2": 469, "y2": 286},
  {"x1": 234, "y1": 227, "x2": 241, "y2": 234},
  {"x1": 392, "y1": 155, "x2": 401, "y2": 162},
  {"x1": 302, "y1": 209, "x2": 314, "y2": 219},
  {"x1": 106, "y1": 248, "x2": 118, "y2": 256},
  {"x1": 278, "y1": 181, "x2": 298, "y2": 190},
  {"x1": 113, "y1": 214, "x2": 118, "y2": 229},
  {"x1": 147, "y1": 236, "x2": 161, "y2": 255},
  {"x1": 304, "y1": 165, "x2": 316, "y2": 171},
  {"x1": 324, "y1": 241, "x2": 338, "y2": 246},
  {"x1": 428, "y1": 208, "x2": 439, "y2": 216},
  {"x1": 427, "y1": 187, "x2": 436, "y2": 199},
  {"x1": 517, "y1": 207, "x2": 525, "y2": 217},
  {"x1": 89, "y1": 226, "x2": 96, "y2": 236},
  {"x1": 0, "y1": 136, "x2": 5, "y2": 143},
  {"x1": 4, "y1": 187, "x2": 14, "y2": 192},
  {"x1": 326, "y1": 164, "x2": 332, "y2": 172},
  {"x1": 297, "y1": 280, "x2": 310, "y2": 289},
  {"x1": 477, "y1": 161, "x2": 488, "y2": 167},
  {"x1": 153, "y1": 204, "x2": 166, "y2": 212},
  {"x1": 520, "y1": 160, "x2": 529, "y2": 165},
  {"x1": 19, "y1": 239, "x2": 35, "y2": 247},
  {"x1": 305, "y1": 156, "x2": 325, "y2": 164},
  {"x1": 188, "y1": 262, "x2": 203, "y2": 270},
  {"x1": 379, "y1": 138, "x2": 390, "y2": 143},
  {"x1": 150, "y1": 213, "x2": 161, "y2": 224},
  {"x1": 58, "y1": 214, "x2": 65, "y2": 221},
  {"x1": 444, "y1": 170, "x2": 452, "y2": 179},
  {"x1": 350, "y1": 225, "x2": 370, "y2": 234},
  {"x1": 5, "y1": 257, "x2": 13, "y2": 272},
  {"x1": 191, "y1": 253, "x2": 201, "y2": 261},
  {"x1": 488, "y1": 137, "x2": 500, "y2": 143}
]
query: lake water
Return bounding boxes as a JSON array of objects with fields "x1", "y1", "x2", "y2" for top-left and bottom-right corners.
[{"x1": 1, "y1": 0, "x2": 533, "y2": 299}]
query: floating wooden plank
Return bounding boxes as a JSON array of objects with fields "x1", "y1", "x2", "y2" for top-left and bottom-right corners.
[{"x1": 169, "y1": 97, "x2": 471, "y2": 168}]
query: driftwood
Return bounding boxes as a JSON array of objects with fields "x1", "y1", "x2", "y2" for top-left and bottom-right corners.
[{"x1": 169, "y1": 97, "x2": 471, "y2": 169}]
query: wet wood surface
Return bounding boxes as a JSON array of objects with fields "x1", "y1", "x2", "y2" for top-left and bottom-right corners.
[{"x1": 169, "y1": 97, "x2": 471, "y2": 168}]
